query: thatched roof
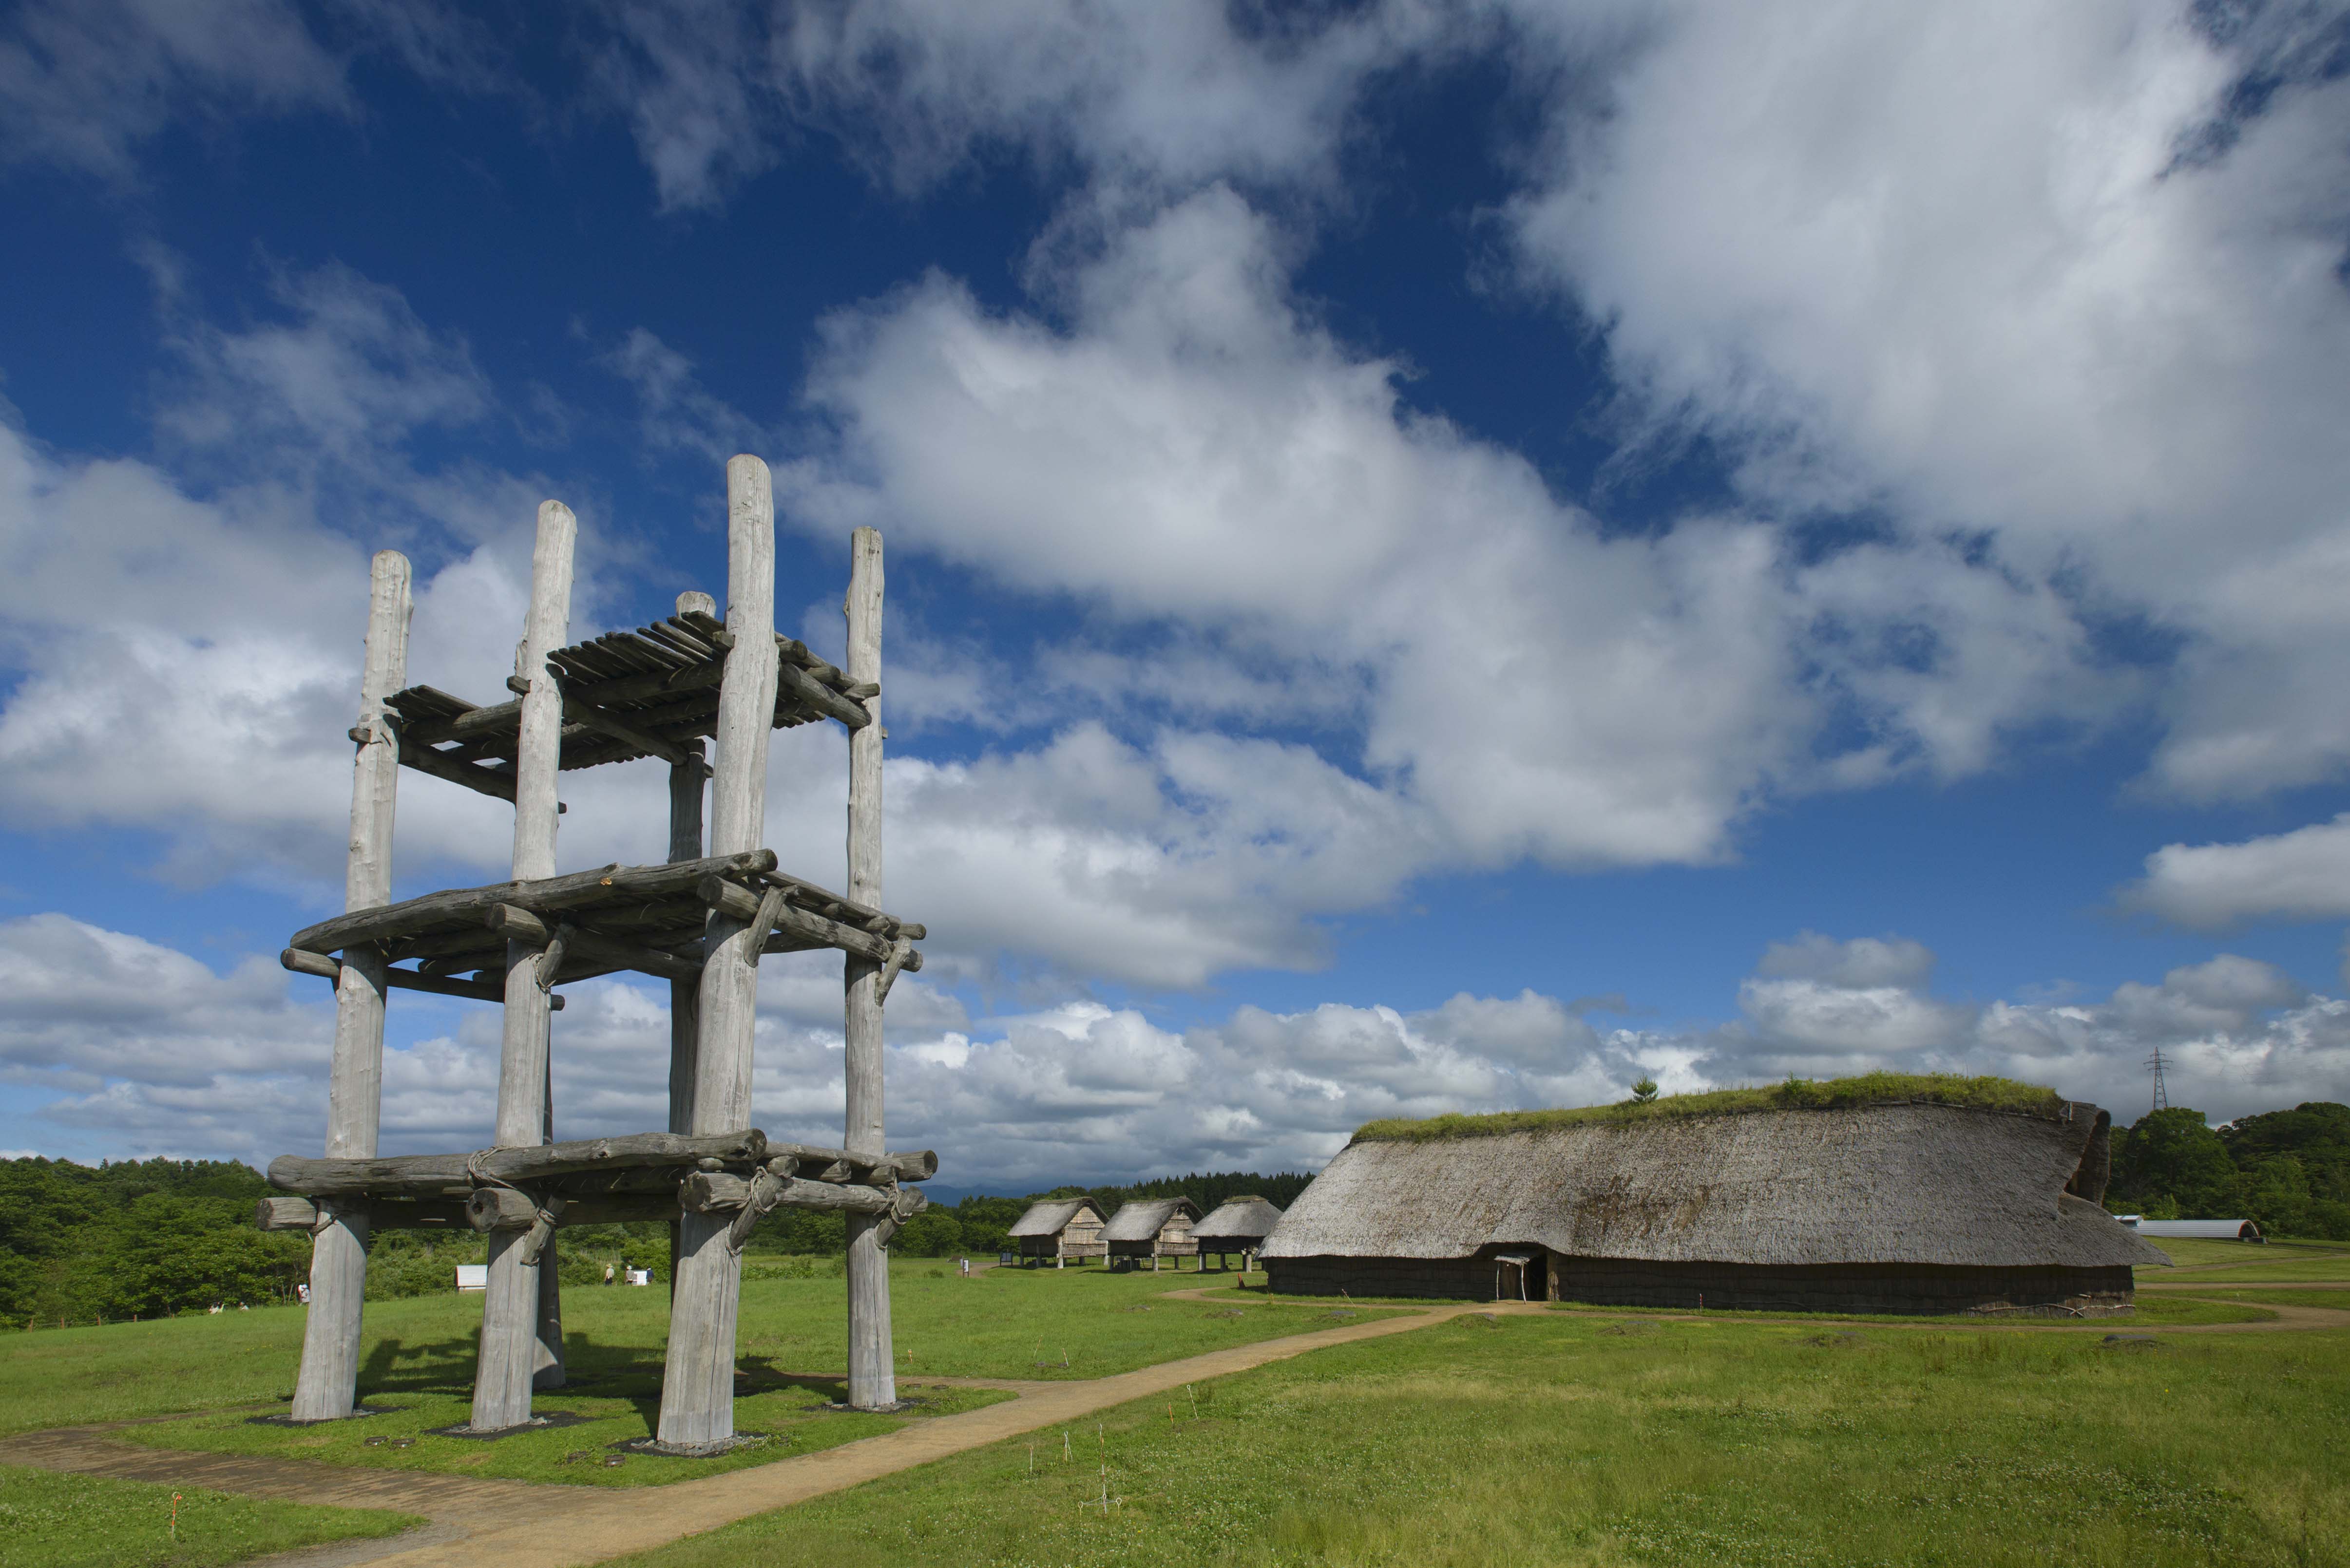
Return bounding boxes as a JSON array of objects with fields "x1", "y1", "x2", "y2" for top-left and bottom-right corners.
[
  {"x1": 1194, "y1": 1195, "x2": 1283, "y2": 1243},
  {"x1": 1102, "y1": 1197, "x2": 1199, "y2": 1242},
  {"x1": 1262, "y1": 1100, "x2": 2167, "y2": 1269},
  {"x1": 1008, "y1": 1197, "x2": 1100, "y2": 1238}
]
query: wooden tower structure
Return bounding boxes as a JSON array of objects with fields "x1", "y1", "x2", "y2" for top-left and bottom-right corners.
[{"x1": 254, "y1": 455, "x2": 932, "y2": 1450}]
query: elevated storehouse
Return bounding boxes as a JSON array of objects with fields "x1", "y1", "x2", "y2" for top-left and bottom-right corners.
[
  {"x1": 1192, "y1": 1195, "x2": 1283, "y2": 1272},
  {"x1": 1261, "y1": 1077, "x2": 2168, "y2": 1316},
  {"x1": 1104, "y1": 1197, "x2": 1201, "y2": 1271},
  {"x1": 1010, "y1": 1197, "x2": 1107, "y2": 1267}
]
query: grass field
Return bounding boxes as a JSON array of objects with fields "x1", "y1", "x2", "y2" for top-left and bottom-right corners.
[
  {"x1": 0, "y1": 1466, "x2": 418, "y2": 1568},
  {"x1": 116, "y1": 1378, "x2": 1014, "y2": 1488},
  {"x1": 2166, "y1": 1288, "x2": 2350, "y2": 1312},
  {"x1": 10, "y1": 1261, "x2": 1399, "y2": 1486},
  {"x1": 2139, "y1": 1238, "x2": 2350, "y2": 1282},
  {"x1": 1185, "y1": 1283, "x2": 2276, "y2": 1326},
  {"x1": 611, "y1": 1312, "x2": 2350, "y2": 1568}
]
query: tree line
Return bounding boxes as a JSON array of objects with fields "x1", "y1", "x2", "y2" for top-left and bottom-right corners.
[
  {"x1": 2104, "y1": 1101, "x2": 2349, "y2": 1237},
  {"x1": 0, "y1": 1156, "x2": 1313, "y2": 1326}
]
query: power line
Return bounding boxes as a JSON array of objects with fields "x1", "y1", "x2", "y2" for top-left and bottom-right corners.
[{"x1": 2145, "y1": 1047, "x2": 2172, "y2": 1114}]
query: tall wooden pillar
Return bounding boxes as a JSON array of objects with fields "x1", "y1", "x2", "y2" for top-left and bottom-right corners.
[
  {"x1": 657, "y1": 457, "x2": 776, "y2": 1451},
  {"x1": 291, "y1": 550, "x2": 411, "y2": 1421},
  {"x1": 843, "y1": 526, "x2": 895, "y2": 1409},
  {"x1": 665, "y1": 603, "x2": 710, "y2": 1294},
  {"x1": 470, "y1": 500, "x2": 575, "y2": 1433}
]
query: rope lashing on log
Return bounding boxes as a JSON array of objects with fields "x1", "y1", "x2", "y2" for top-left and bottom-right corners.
[
  {"x1": 873, "y1": 1187, "x2": 928, "y2": 1248},
  {"x1": 876, "y1": 938, "x2": 914, "y2": 1005},
  {"x1": 725, "y1": 1167, "x2": 787, "y2": 1252},
  {"x1": 519, "y1": 1194, "x2": 565, "y2": 1266},
  {"x1": 534, "y1": 921, "x2": 575, "y2": 991}
]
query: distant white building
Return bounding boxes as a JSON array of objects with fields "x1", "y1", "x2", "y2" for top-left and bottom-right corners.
[{"x1": 2115, "y1": 1217, "x2": 2263, "y2": 1242}]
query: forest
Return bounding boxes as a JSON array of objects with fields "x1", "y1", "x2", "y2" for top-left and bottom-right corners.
[
  {"x1": 2104, "y1": 1100, "x2": 2350, "y2": 1236},
  {"x1": 0, "y1": 1156, "x2": 1310, "y2": 1328}
]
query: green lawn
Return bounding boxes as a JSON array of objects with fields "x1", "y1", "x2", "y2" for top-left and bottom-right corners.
[
  {"x1": 2163, "y1": 1289, "x2": 2350, "y2": 1312},
  {"x1": 1185, "y1": 1283, "x2": 2274, "y2": 1327},
  {"x1": 6, "y1": 1261, "x2": 1399, "y2": 1488},
  {"x1": 2138, "y1": 1237, "x2": 2350, "y2": 1282},
  {"x1": 1550, "y1": 1295, "x2": 2274, "y2": 1327},
  {"x1": 0, "y1": 1466, "x2": 417, "y2": 1568},
  {"x1": 118, "y1": 1379, "x2": 1012, "y2": 1488},
  {"x1": 611, "y1": 1314, "x2": 2350, "y2": 1568}
]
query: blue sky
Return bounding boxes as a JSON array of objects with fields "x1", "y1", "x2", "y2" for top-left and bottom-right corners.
[{"x1": 3, "y1": 0, "x2": 2348, "y2": 1186}]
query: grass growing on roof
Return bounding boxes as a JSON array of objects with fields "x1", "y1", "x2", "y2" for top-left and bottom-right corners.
[
  {"x1": 0, "y1": 1465, "x2": 418, "y2": 1568},
  {"x1": 606, "y1": 1313, "x2": 2350, "y2": 1568},
  {"x1": 1351, "y1": 1071, "x2": 2065, "y2": 1142}
]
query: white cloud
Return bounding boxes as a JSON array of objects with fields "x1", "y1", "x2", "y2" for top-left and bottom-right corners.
[
  {"x1": 1685, "y1": 937, "x2": 2344, "y2": 1124},
  {"x1": 10, "y1": 913, "x2": 2338, "y2": 1175},
  {"x1": 0, "y1": 0, "x2": 497, "y2": 181},
  {"x1": 589, "y1": 0, "x2": 1467, "y2": 209},
  {"x1": 2121, "y1": 813, "x2": 2350, "y2": 930},
  {"x1": 1757, "y1": 930, "x2": 1936, "y2": 990},
  {"x1": 1499, "y1": 0, "x2": 2350, "y2": 801},
  {"x1": 0, "y1": 263, "x2": 691, "y2": 897},
  {"x1": 770, "y1": 186, "x2": 2127, "y2": 947}
]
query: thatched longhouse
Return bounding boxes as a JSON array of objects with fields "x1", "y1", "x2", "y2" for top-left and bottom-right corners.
[
  {"x1": 1193, "y1": 1195, "x2": 1284, "y2": 1271},
  {"x1": 1260, "y1": 1076, "x2": 2168, "y2": 1316},
  {"x1": 1103, "y1": 1196, "x2": 1201, "y2": 1271},
  {"x1": 1008, "y1": 1196, "x2": 1107, "y2": 1267}
]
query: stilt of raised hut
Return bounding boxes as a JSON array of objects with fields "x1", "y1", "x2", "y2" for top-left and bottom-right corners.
[
  {"x1": 267, "y1": 456, "x2": 931, "y2": 1446},
  {"x1": 471, "y1": 500, "x2": 575, "y2": 1432},
  {"x1": 656, "y1": 457, "x2": 782, "y2": 1451},
  {"x1": 289, "y1": 550, "x2": 410, "y2": 1422},
  {"x1": 843, "y1": 526, "x2": 895, "y2": 1411}
]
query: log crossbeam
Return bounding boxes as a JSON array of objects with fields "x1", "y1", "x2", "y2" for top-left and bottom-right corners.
[
  {"x1": 696, "y1": 876, "x2": 925, "y2": 971},
  {"x1": 260, "y1": 1128, "x2": 936, "y2": 1249}
]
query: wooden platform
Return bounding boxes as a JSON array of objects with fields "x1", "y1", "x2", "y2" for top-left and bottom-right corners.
[
  {"x1": 282, "y1": 851, "x2": 923, "y2": 991},
  {"x1": 382, "y1": 610, "x2": 874, "y2": 801}
]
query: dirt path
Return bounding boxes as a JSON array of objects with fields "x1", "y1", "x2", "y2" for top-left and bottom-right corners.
[
  {"x1": 2, "y1": 1297, "x2": 1511, "y2": 1568},
  {"x1": 13, "y1": 1284, "x2": 2346, "y2": 1568}
]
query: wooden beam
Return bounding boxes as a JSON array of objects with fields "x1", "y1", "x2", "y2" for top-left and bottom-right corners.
[
  {"x1": 482, "y1": 905, "x2": 704, "y2": 983},
  {"x1": 287, "y1": 851, "x2": 776, "y2": 957},
  {"x1": 755, "y1": 867, "x2": 922, "y2": 941},
  {"x1": 764, "y1": 1143, "x2": 937, "y2": 1183},
  {"x1": 267, "y1": 1130, "x2": 766, "y2": 1197},
  {"x1": 281, "y1": 949, "x2": 564, "y2": 1009},
  {"x1": 561, "y1": 693, "x2": 702, "y2": 768},
  {"x1": 696, "y1": 876, "x2": 921, "y2": 971},
  {"x1": 680, "y1": 1171, "x2": 897, "y2": 1215},
  {"x1": 778, "y1": 659, "x2": 871, "y2": 729},
  {"x1": 259, "y1": 1196, "x2": 474, "y2": 1232},
  {"x1": 396, "y1": 733, "x2": 521, "y2": 802}
]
